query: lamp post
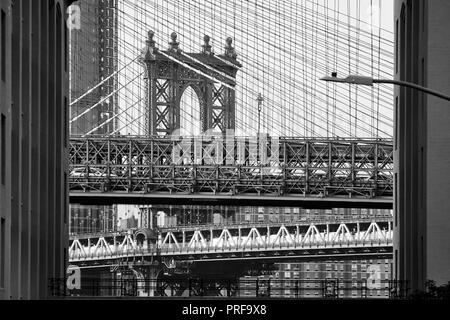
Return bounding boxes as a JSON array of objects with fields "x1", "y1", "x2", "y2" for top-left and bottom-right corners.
[
  {"x1": 320, "y1": 73, "x2": 450, "y2": 101},
  {"x1": 256, "y1": 93, "x2": 264, "y2": 163},
  {"x1": 321, "y1": 73, "x2": 450, "y2": 292},
  {"x1": 256, "y1": 93, "x2": 264, "y2": 137}
]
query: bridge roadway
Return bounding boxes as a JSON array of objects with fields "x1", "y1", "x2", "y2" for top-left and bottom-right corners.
[
  {"x1": 69, "y1": 216, "x2": 393, "y2": 265},
  {"x1": 69, "y1": 137, "x2": 393, "y2": 208}
]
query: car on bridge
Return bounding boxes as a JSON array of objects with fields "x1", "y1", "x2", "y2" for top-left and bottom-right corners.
[{"x1": 70, "y1": 167, "x2": 118, "y2": 178}]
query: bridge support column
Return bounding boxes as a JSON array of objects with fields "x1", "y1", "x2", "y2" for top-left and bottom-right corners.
[
  {"x1": 357, "y1": 223, "x2": 360, "y2": 241},
  {"x1": 138, "y1": 264, "x2": 162, "y2": 297},
  {"x1": 238, "y1": 227, "x2": 242, "y2": 247}
]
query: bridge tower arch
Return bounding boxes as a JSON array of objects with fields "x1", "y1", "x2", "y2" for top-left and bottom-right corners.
[
  {"x1": 142, "y1": 31, "x2": 242, "y2": 136},
  {"x1": 178, "y1": 84, "x2": 203, "y2": 136}
]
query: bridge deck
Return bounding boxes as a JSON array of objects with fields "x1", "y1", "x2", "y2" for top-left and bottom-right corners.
[
  {"x1": 70, "y1": 192, "x2": 393, "y2": 208},
  {"x1": 69, "y1": 219, "x2": 393, "y2": 264},
  {"x1": 69, "y1": 137, "x2": 393, "y2": 205}
]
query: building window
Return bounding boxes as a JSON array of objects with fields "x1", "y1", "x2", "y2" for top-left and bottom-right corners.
[{"x1": 1, "y1": 9, "x2": 5, "y2": 82}]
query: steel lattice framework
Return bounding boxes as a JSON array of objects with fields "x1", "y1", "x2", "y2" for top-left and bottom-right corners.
[
  {"x1": 69, "y1": 137, "x2": 393, "y2": 202},
  {"x1": 69, "y1": 217, "x2": 392, "y2": 264},
  {"x1": 142, "y1": 32, "x2": 241, "y2": 135}
]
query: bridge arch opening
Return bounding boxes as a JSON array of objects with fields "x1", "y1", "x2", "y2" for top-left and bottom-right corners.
[
  {"x1": 179, "y1": 85, "x2": 201, "y2": 136},
  {"x1": 136, "y1": 233, "x2": 146, "y2": 246}
]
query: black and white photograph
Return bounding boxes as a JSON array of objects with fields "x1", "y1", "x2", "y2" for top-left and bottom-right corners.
[{"x1": 0, "y1": 0, "x2": 449, "y2": 313}]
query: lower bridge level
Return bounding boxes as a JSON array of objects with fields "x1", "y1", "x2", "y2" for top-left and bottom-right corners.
[{"x1": 69, "y1": 217, "x2": 393, "y2": 265}]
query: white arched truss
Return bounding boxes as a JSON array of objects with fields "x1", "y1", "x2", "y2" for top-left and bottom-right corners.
[
  {"x1": 362, "y1": 222, "x2": 386, "y2": 242},
  {"x1": 331, "y1": 224, "x2": 354, "y2": 244},
  {"x1": 215, "y1": 229, "x2": 236, "y2": 248},
  {"x1": 69, "y1": 239, "x2": 86, "y2": 259},
  {"x1": 188, "y1": 230, "x2": 208, "y2": 249},
  {"x1": 273, "y1": 225, "x2": 294, "y2": 246},
  {"x1": 301, "y1": 225, "x2": 325, "y2": 245},
  {"x1": 162, "y1": 232, "x2": 180, "y2": 250},
  {"x1": 242, "y1": 228, "x2": 265, "y2": 247},
  {"x1": 68, "y1": 220, "x2": 393, "y2": 262},
  {"x1": 93, "y1": 237, "x2": 113, "y2": 256}
]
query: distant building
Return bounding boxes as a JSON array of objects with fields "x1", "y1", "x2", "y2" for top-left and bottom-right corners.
[
  {"x1": 394, "y1": 0, "x2": 450, "y2": 290},
  {"x1": 69, "y1": 0, "x2": 118, "y2": 135},
  {"x1": 69, "y1": 205, "x2": 116, "y2": 235},
  {"x1": 148, "y1": 205, "x2": 391, "y2": 229},
  {"x1": 274, "y1": 260, "x2": 392, "y2": 298},
  {"x1": 118, "y1": 216, "x2": 138, "y2": 231},
  {"x1": 239, "y1": 260, "x2": 392, "y2": 298},
  {"x1": 67, "y1": 0, "x2": 118, "y2": 243},
  {"x1": 0, "y1": 0, "x2": 73, "y2": 300}
]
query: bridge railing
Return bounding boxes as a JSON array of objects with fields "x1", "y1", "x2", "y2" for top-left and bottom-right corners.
[
  {"x1": 157, "y1": 215, "x2": 393, "y2": 233},
  {"x1": 155, "y1": 236, "x2": 393, "y2": 255}
]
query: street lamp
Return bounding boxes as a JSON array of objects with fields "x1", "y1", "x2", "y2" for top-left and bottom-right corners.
[
  {"x1": 256, "y1": 93, "x2": 264, "y2": 163},
  {"x1": 256, "y1": 93, "x2": 264, "y2": 137},
  {"x1": 322, "y1": 73, "x2": 450, "y2": 292},
  {"x1": 320, "y1": 73, "x2": 450, "y2": 102}
]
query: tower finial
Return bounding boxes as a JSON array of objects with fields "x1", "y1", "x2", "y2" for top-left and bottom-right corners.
[
  {"x1": 144, "y1": 30, "x2": 157, "y2": 61},
  {"x1": 225, "y1": 37, "x2": 237, "y2": 59},
  {"x1": 147, "y1": 30, "x2": 156, "y2": 48},
  {"x1": 169, "y1": 32, "x2": 180, "y2": 52},
  {"x1": 202, "y1": 35, "x2": 212, "y2": 55}
]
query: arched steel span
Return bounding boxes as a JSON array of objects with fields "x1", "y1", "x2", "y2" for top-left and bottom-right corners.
[{"x1": 69, "y1": 218, "x2": 393, "y2": 265}]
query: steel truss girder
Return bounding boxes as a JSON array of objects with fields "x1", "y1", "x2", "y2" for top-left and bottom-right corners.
[
  {"x1": 69, "y1": 137, "x2": 393, "y2": 198},
  {"x1": 68, "y1": 219, "x2": 393, "y2": 263}
]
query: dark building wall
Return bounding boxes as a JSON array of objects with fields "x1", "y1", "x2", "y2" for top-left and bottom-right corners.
[
  {"x1": 0, "y1": 0, "x2": 72, "y2": 300},
  {"x1": 0, "y1": 0, "x2": 12, "y2": 299},
  {"x1": 69, "y1": 0, "x2": 118, "y2": 136},
  {"x1": 394, "y1": 0, "x2": 450, "y2": 290}
]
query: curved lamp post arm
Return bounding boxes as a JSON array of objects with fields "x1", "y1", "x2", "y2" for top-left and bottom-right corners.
[
  {"x1": 320, "y1": 75, "x2": 450, "y2": 102},
  {"x1": 373, "y1": 79, "x2": 450, "y2": 102}
]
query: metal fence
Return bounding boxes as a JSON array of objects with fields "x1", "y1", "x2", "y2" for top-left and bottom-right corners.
[{"x1": 49, "y1": 278, "x2": 408, "y2": 299}]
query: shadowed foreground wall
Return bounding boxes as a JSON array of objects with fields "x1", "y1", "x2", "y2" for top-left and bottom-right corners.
[
  {"x1": 0, "y1": 0, "x2": 73, "y2": 299},
  {"x1": 394, "y1": 0, "x2": 450, "y2": 291}
]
